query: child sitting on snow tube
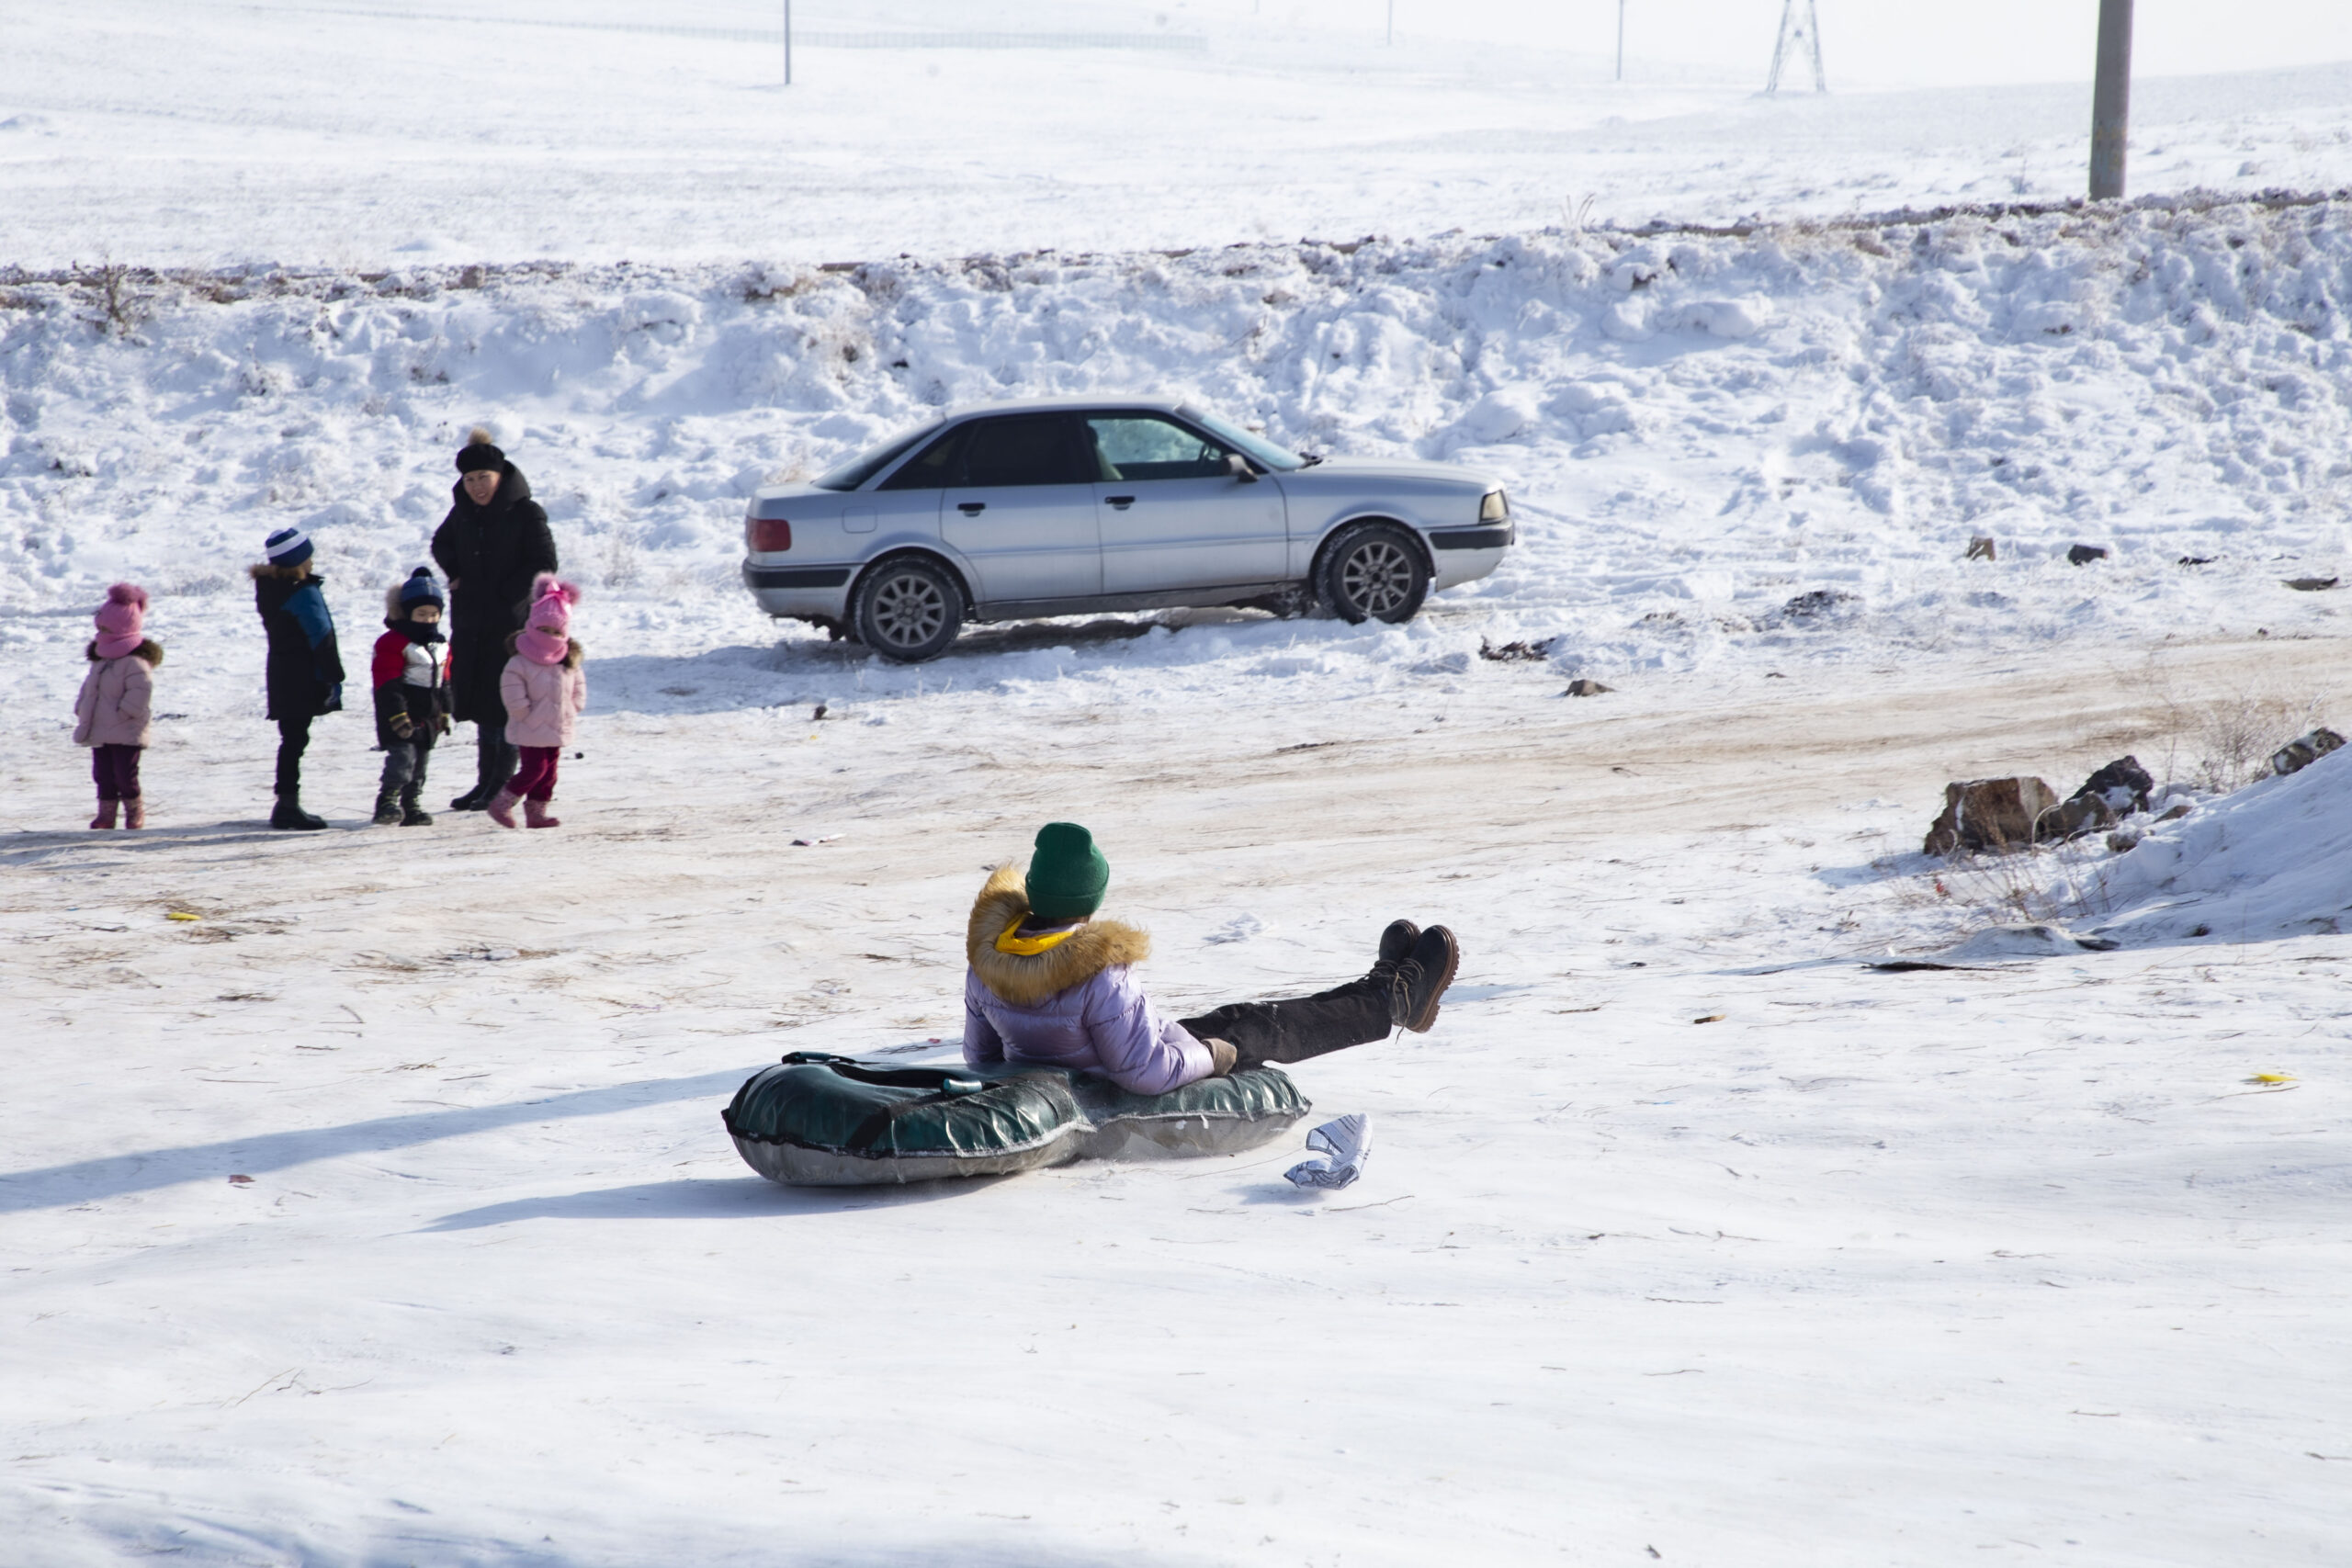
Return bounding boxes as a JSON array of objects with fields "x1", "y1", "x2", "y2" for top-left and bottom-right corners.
[{"x1": 965, "y1": 821, "x2": 1459, "y2": 1091}]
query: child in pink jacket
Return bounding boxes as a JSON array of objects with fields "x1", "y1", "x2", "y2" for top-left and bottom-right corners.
[
  {"x1": 488, "y1": 574, "x2": 585, "y2": 829},
  {"x1": 73, "y1": 582, "x2": 164, "y2": 829}
]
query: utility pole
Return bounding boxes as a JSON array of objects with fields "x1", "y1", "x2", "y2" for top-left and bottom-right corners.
[
  {"x1": 2090, "y1": 0, "x2": 2133, "y2": 199},
  {"x1": 784, "y1": 0, "x2": 794, "y2": 85},
  {"x1": 1616, "y1": 0, "x2": 1625, "y2": 82},
  {"x1": 1764, "y1": 0, "x2": 1826, "y2": 96}
]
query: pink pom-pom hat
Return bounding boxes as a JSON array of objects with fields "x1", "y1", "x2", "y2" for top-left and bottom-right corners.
[
  {"x1": 93, "y1": 582, "x2": 148, "y2": 660},
  {"x1": 516, "y1": 573, "x2": 580, "y2": 666}
]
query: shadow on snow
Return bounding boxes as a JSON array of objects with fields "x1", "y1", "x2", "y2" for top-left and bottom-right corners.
[
  {"x1": 419, "y1": 1171, "x2": 999, "y2": 1230},
  {"x1": 594, "y1": 606, "x2": 1284, "y2": 716},
  {"x1": 0, "y1": 1070, "x2": 749, "y2": 1213}
]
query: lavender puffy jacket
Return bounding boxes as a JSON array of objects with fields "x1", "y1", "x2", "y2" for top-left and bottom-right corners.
[{"x1": 959, "y1": 865, "x2": 1211, "y2": 1097}]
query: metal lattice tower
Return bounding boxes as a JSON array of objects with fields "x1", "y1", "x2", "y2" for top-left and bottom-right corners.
[{"x1": 1765, "y1": 0, "x2": 1826, "y2": 95}]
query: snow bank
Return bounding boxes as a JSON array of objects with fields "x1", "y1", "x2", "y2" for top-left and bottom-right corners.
[
  {"x1": 2087, "y1": 749, "x2": 2352, "y2": 945},
  {"x1": 7, "y1": 197, "x2": 2352, "y2": 699}
]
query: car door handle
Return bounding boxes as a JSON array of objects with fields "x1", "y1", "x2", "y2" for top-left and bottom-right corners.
[
  {"x1": 957, "y1": 502, "x2": 986, "y2": 514},
  {"x1": 1104, "y1": 495, "x2": 1136, "y2": 510}
]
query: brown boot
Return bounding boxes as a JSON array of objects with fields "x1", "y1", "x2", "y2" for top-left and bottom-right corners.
[
  {"x1": 524, "y1": 796, "x2": 562, "y2": 829},
  {"x1": 90, "y1": 797, "x2": 118, "y2": 830},
  {"x1": 123, "y1": 798, "x2": 146, "y2": 830}
]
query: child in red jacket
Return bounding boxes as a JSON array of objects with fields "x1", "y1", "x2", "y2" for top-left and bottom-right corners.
[{"x1": 369, "y1": 568, "x2": 451, "y2": 826}]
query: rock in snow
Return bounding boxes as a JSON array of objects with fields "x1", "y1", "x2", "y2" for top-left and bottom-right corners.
[
  {"x1": 1922, "y1": 777, "x2": 2061, "y2": 856},
  {"x1": 2269, "y1": 727, "x2": 2345, "y2": 777}
]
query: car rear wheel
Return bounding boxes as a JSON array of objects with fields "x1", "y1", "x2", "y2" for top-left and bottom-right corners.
[
  {"x1": 852, "y1": 556, "x2": 964, "y2": 662},
  {"x1": 1317, "y1": 523, "x2": 1430, "y2": 625}
]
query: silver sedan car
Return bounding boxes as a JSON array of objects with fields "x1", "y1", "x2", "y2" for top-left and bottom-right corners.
[{"x1": 741, "y1": 397, "x2": 1516, "y2": 661}]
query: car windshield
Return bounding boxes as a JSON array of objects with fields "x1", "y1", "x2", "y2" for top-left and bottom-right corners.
[
  {"x1": 812, "y1": 422, "x2": 944, "y2": 491},
  {"x1": 1182, "y1": 410, "x2": 1308, "y2": 472}
]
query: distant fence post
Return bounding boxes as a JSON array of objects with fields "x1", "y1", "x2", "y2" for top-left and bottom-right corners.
[
  {"x1": 1616, "y1": 0, "x2": 1624, "y2": 82},
  {"x1": 784, "y1": 0, "x2": 794, "y2": 85},
  {"x1": 2089, "y1": 0, "x2": 2132, "y2": 199}
]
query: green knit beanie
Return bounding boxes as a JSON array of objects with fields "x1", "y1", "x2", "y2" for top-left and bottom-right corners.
[{"x1": 1025, "y1": 821, "x2": 1110, "y2": 922}]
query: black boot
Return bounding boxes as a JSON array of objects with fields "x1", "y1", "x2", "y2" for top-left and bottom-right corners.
[
  {"x1": 452, "y1": 733, "x2": 512, "y2": 811},
  {"x1": 371, "y1": 785, "x2": 403, "y2": 827},
  {"x1": 272, "y1": 793, "x2": 328, "y2": 831},
  {"x1": 400, "y1": 784, "x2": 433, "y2": 827},
  {"x1": 1388, "y1": 926, "x2": 1459, "y2": 1033},
  {"x1": 1368, "y1": 919, "x2": 1420, "y2": 987}
]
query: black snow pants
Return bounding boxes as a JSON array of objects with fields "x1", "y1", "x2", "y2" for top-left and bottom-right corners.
[
  {"x1": 472, "y1": 729, "x2": 517, "y2": 799},
  {"x1": 1179, "y1": 976, "x2": 1393, "y2": 1071},
  {"x1": 274, "y1": 716, "x2": 311, "y2": 799}
]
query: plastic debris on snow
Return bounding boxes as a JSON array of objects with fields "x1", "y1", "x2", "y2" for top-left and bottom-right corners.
[
  {"x1": 1284, "y1": 1114, "x2": 1371, "y2": 1190},
  {"x1": 1926, "y1": 924, "x2": 2120, "y2": 963}
]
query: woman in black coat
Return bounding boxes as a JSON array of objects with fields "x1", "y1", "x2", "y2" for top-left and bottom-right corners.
[{"x1": 431, "y1": 427, "x2": 559, "y2": 809}]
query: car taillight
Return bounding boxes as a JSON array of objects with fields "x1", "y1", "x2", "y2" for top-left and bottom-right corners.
[
  {"x1": 748, "y1": 517, "x2": 792, "y2": 552},
  {"x1": 1479, "y1": 490, "x2": 1510, "y2": 524}
]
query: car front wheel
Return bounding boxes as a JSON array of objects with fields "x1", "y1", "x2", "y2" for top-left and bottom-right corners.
[
  {"x1": 852, "y1": 556, "x2": 964, "y2": 662},
  {"x1": 1317, "y1": 523, "x2": 1430, "y2": 625}
]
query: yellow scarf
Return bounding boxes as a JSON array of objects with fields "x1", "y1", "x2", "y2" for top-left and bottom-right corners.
[{"x1": 996, "y1": 916, "x2": 1080, "y2": 956}]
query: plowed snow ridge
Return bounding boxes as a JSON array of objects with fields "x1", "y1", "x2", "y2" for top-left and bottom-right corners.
[{"x1": 6, "y1": 198, "x2": 2352, "y2": 699}]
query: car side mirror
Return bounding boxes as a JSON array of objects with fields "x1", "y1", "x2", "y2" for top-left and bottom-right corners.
[{"x1": 1226, "y1": 452, "x2": 1259, "y2": 483}]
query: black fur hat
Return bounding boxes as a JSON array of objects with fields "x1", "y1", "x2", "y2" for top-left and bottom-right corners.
[{"x1": 455, "y1": 425, "x2": 505, "y2": 474}]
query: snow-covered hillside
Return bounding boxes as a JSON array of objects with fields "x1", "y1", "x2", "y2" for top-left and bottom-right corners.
[
  {"x1": 9, "y1": 0, "x2": 2352, "y2": 269},
  {"x1": 8, "y1": 195, "x2": 2352, "y2": 714}
]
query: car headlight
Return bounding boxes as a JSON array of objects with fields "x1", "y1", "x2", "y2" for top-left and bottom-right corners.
[{"x1": 1479, "y1": 490, "x2": 1510, "y2": 524}]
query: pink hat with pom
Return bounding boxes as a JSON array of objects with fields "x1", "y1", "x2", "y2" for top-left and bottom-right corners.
[
  {"x1": 516, "y1": 573, "x2": 580, "y2": 666},
  {"x1": 93, "y1": 582, "x2": 148, "y2": 660}
]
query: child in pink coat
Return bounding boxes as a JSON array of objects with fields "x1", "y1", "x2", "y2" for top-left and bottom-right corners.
[
  {"x1": 73, "y1": 582, "x2": 164, "y2": 829},
  {"x1": 488, "y1": 574, "x2": 585, "y2": 829}
]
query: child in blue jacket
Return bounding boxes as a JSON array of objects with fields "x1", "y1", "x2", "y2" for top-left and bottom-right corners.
[{"x1": 251, "y1": 526, "x2": 345, "y2": 830}]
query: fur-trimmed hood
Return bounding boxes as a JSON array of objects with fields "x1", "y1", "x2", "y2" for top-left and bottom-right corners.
[{"x1": 966, "y1": 863, "x2": 1149, "y2": 1007}]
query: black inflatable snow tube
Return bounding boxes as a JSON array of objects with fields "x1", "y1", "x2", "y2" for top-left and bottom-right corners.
[{"x1": 722, "y1": 1051, "x2": 1311, "y2": 1186}]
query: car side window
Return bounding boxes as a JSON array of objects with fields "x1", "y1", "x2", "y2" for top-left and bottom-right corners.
[
  {"x1": 955, "y1": 415, "x2": 1090, "y2": 488},
  {"x1": 876, "y1": 424, "x2": 969, "y2": 491},
  {"x1": 1084, "y1": 415, "x2": 1230, "y2": 482}
]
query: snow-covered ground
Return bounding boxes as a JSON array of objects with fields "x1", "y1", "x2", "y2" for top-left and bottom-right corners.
[
  {"x1": 6, "y1": 636, "x2": 2351, "y2": 1564},
  {"x1": 7, "y1": 5, "x2": 2352, "y2": 1562}
]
